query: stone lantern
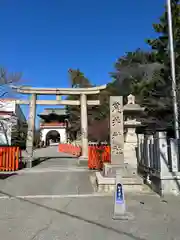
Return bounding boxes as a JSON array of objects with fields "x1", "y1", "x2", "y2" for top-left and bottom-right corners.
[{"x1": 123, "y1": 94, "x2": 144, "y2": 168}]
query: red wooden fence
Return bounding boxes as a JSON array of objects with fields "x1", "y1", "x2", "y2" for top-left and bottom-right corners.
[
  {"x1": 0, "y1": 146, "x2": 22, "y2": 171},
  {"x1": 58, "y1": 143, "x2": 111, "y2": 170},
  {"x1": 88, "y1": 145, "x2": 110, "y2": 170},
  {"x1": 58, "y1": 144, "x2": 81, "y2": 157}
]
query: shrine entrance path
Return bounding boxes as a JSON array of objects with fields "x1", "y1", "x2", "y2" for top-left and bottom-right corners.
[
  {"x1": 0, "y1": 146, "x2": 97, "y2": 198},
  {"x1": 0, "y1": 146, "x2": 180, "y2": 239},
  {"x1": 32, "y1": 145, "x2": 83, "y2": 170}
]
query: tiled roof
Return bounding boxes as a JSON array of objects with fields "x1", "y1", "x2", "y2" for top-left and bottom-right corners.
[{"x1": 39, "y1": 108, "x2": 67, "y2": 116}]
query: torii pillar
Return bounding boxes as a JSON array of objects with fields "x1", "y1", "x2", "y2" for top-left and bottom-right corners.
[
  {"x1": 26, "y1": 93, "x2": 36, "y2": 168},
  {"x1": 80, "y1": 94, "x2": 88, "y2": 160}
]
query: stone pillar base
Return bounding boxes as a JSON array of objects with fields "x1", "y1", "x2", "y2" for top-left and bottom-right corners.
[
  {"x1": 77, "y1": 156, "x2": 88, "y2": 166},
  {"x1": 113, "y1": 212, "x2": 134, "y2": 221},
  {"x1": 148, "y1": 176, "x2": 180, "y2": 196},
  {"x1": 103, "y1": 163, "x2": 137, "y2": 178},
  {"x1": 26, "y1": 159, "x2": 33, "y2": 168}
]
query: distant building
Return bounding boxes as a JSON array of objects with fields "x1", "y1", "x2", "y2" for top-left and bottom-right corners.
[
  {"x1": 0, "y1": 99, "x2": 27, "y2": 146},
  {"x1": 38, "y1": 108, "x2": 69, "y2": 146}
]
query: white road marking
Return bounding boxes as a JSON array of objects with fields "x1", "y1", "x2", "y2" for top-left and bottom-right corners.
[
  {"x1": 23, "y1": 169, "x2": 90, "y2": 173},
  {"x1": 0, "y1": 193, "x2": 112, "y2": 200},
  {"x1": 0, "y1": 168, "x2": 96, "y2": 174}
]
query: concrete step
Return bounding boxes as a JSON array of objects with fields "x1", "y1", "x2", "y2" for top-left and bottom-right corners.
[
  {"x1": 103, "y1": 163, "x2": 138, "y2": 178},
  {"x1": 94, "y1": 171, "x2": 152, "y2": 194}
]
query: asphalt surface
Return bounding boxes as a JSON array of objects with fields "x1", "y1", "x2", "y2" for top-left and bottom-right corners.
[{"x1": 0, "y1": 146, "x2": 180, "y2": 239}]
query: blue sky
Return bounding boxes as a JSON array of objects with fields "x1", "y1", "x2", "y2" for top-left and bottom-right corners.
[{"x1": 0, "y1": 0, "x2": 164, "y2": 125}]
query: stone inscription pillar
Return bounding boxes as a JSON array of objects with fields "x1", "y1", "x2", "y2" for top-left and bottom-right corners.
[
  {"x1": 110, "y1": 96, "x2": 124, "y2": 164},
  {"x1": 26, "y1": 93, "x2": 36, "y2": 168},
  {"x1": 80, "y1": 94, "x2": 88, "y2": 159}
]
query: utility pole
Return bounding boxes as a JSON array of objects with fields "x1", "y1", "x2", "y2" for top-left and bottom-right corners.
[{"x1": 167, "y1": 0, "x2": 179, "y2": 139}]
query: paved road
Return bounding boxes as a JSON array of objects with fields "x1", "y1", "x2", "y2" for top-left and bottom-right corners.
[
  {"x1": 0, "y1": 146, "x2": 180, "y2": 239},
  {"x1": 0, "y1": 146, "x2": 94, "y2": 196}
]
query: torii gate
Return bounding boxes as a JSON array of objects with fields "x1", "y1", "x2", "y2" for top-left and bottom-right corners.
[{"x1": 12, "y1": 85, "x2": 107, "y2": 167}]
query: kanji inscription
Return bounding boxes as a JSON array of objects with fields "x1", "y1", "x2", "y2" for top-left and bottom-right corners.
[
  {"x1": 112, "y1": 116, "x2": 122, "y2": 126},
  {"x1": 112, "y1": 131, "x2": 122, "y2": 139},
  {"x1": 112, "y1": 145, "x2": 123, "y2": 155},
  {"x1": 112, "y1": 101, "x2": 122, "y2": 113},
  {"x1": 110, "y1": 96, "x2": 124, "y2": 164}
]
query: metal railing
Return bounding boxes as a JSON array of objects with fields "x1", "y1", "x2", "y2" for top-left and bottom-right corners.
[{"x1": 137, "y1": 131, "x2": 180, "y2": 179}]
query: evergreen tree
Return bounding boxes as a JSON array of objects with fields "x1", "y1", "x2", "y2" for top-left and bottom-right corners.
[
  {"x1": 140, "y1": 0, "x2": 180, "y2": 127},
  {"x1": 111, "y1": 1, "x2": 180, "y2": 128},
  {"x1": 66, "y1": 69, "x2": 94, "y2": 140},
  {"x1": 111, "y1": 49, "x2": 159, "y2": 99},
  {"x1": 68, "y1": 69, "x2": 92, "y2": 88}
]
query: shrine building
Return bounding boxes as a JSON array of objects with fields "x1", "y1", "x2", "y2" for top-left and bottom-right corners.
[{"x1": 38, "y1": 108, "x2": 69, "y2": 145}]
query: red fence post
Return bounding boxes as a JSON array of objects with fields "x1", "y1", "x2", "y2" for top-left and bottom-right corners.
[
  {"x1": 0, "y1": 146, "x2": 21, "y2": 172},
  {"x1": 88, "y1": 144, "x2": 111, "y2": 170}
]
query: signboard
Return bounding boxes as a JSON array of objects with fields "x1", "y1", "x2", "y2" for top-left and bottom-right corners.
[
  {"x1": 0, "y1": 100, "x2": 15, "y2": 112},
  {"x1": 113, "y1": 170, "x2": 134, "y2": 220},
  {"x1": 116, "y1": 183, "x2": 124, "y2": 204}
]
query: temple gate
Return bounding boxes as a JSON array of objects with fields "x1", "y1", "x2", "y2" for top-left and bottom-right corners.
[{"x1": 38, "y1": 108, "x2": 68, "y2": 146}]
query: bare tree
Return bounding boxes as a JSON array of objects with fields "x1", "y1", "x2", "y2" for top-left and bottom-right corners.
[{"x1": 0, "y1": 67, "x2": 22, "y2": 97}]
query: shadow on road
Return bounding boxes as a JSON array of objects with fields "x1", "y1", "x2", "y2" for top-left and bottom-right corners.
[
  {"x1": 0, "y1": 189, "x2": 145, "y2": 240},
  {"x1": 0, "y1": 173, "x2": 18, "y2": 180}
]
